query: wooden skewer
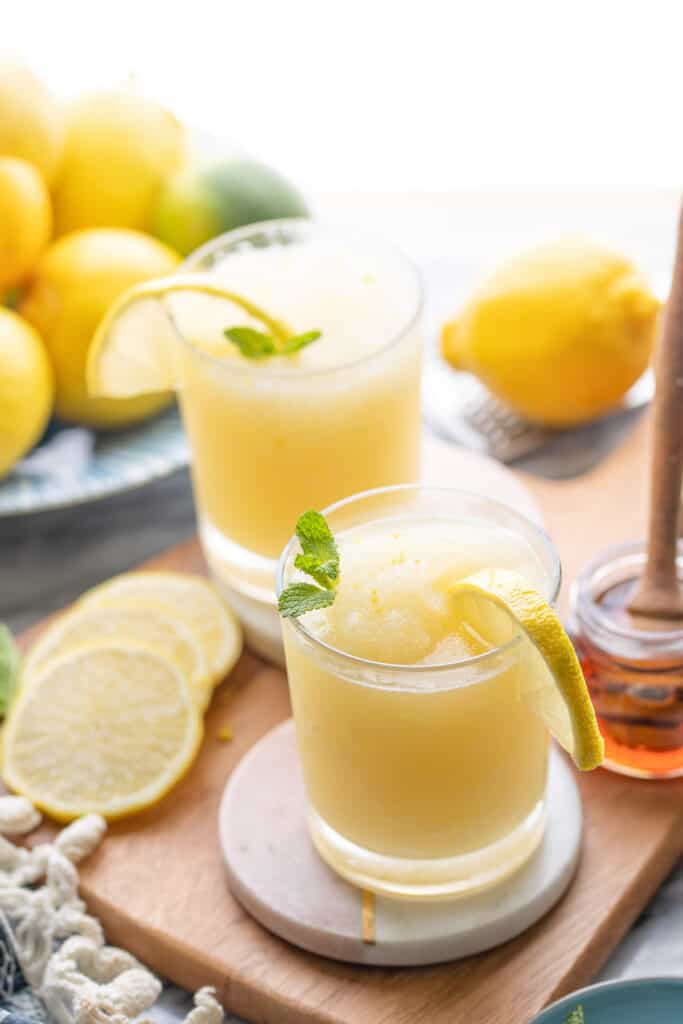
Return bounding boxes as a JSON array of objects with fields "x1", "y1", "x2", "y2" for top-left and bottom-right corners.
[
  {"x1": 628, "y1": 202, "x2": 683, "y2": 619},
  {"x1": 361, "y1": 889, "x2": 376, "y2": 944}
]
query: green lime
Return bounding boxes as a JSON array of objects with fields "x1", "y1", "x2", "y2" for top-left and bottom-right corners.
[{"x1": 151, "y1": 158, "x2": 309, "y2": 256}]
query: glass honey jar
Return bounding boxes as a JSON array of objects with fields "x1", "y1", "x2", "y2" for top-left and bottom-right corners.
[{"x1": 570, "y1": 540, "x2": 683, "y2": 778}]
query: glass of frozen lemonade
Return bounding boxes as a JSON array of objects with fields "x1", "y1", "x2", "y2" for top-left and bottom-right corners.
[
  {"x1": 173, "y1": 220, "x2": 423, "y2": 659},
  {"x1": 277, "y1": 486, "x2": 602, "y2": 900}
]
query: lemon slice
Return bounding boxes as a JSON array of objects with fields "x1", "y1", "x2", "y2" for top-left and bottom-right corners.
[
  {"x1": 81, "y1": 571, "x2": 242, "y2": 689},
  {"x1": 3, "y1": 644, "x2": 202, "y2": 821},
  {"x1": 87, "y1": 273, "x2": 292, "y2": 398},
  {"x1": 449, "y1": 569, "x2": 604, "y2": 770},
  {"x1": 21, "y1": 605, "x2": 211, "y2": 710}
]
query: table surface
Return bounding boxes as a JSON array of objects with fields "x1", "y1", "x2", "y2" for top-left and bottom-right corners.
[{"x1": 2, "y1": 192, "x2": 682, "y2": 1020}]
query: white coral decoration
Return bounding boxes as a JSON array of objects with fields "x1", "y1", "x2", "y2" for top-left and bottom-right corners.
[
  {"x1": 181, "y1": 987, "x2": 226, "y2": 1024},
  {"x1": 0, "y1": 798, "x2": 224, "y2": 1024},
  {"x1": 41, "y1": 937, "x2": 162, "y2": 1024},
  {"x1": 0, "y1": 797, "x2": 42, "y2": 835},
  {"x1": 54, "y1": 815, "x2": 107, "y2": 862}
]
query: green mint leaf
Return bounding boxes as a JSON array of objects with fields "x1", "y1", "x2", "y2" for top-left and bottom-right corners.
[
  {"x1": 278, "y1": 582, "x2": 336, "y2": 618},
  {"x1": 225, "y1": 326, "x2": 277, "y2": 359},
  {"x1": 280, "y1": 330, "x2": 322, "y2": 355},
  {"x1": 0, "y1": 624, "x2": 20, "y2": 717},
  {"x1": 279, "y1": 510, "x2": 341, "y2": 618},
  {"x1": 564, "y1": 1007, "x2": 584, "y2": 1024},
  {"x1": 296, "y1": 510, "x2": 339, "y2": 581},
  {"x1": 225, "y1": 323, "x2": 322, "y2": 360},
  {"x1": 294, "y1": 552, "x2": 339, "y2": 589}
]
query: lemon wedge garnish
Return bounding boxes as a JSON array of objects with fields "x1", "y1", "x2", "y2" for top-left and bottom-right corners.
[
  {"x1": 87, "y1": 272, "x2": 292, "y2": 398},
  {"x1": 449, "y1": 569, "x2": 603, "y2": 770},
  {"x1": 3, "y1": 644, "x2": 202, "y2": 821},
  {"x1": 21, "y1": 605, "x2": 211, "y2": 710},
  {"x1": 80, "y1": 571, "x2": 243, "y2": 694}
]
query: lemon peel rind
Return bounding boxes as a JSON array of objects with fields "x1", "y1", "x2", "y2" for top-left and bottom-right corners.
[
  {"x1": 449, "y1": 569, "x2": 604, "y2": 771},
  {"x1": 87, "y1": 273, "x2": 294, "y2": 399}
]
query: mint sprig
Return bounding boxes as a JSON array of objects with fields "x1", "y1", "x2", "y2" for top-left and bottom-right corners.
[
  {"x1": 0, "y1": 624, "x2": 21, "y2": 717},
  {"x1": 565, "y1": 1007, "x2": 584, "y2": 1024},
  {"x1": 280, "y1": 330, "x2": 322, "y2": 355},
  {"x1": 224, "y1": 327, "x2": 278, "y2": 359},
  {"x1": 225, "y1": 326, "x2": 321, "y2": 361},
  {"x1": 294, "y1": 510, "x2": 339, "y2": 578},
  {"x1": 278, "y1": 510, "x2": 339, "y2": 618},
  {"x1": 278, "y1": 582, "x2": 336, "y2": 617}
]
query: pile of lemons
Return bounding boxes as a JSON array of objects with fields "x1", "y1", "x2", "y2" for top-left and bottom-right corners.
[
  {"x1": 3, "y1": 571, "x2": 243, "y2": 821},
  {"x1": 0, "y1": 60, "x2": 307, "y2": 479}
]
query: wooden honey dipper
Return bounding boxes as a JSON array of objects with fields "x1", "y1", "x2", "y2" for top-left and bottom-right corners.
[{"x1": 628, "y1": 202, "x2": 683, "y2": 621}]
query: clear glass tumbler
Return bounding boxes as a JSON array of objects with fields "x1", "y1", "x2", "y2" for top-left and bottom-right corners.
[
  {"x1": 277, "y1": 486, "x2": 560, "y2": 900},
  {"x1": 171, "y1": 220, "x2": 423, "y2": 661}
]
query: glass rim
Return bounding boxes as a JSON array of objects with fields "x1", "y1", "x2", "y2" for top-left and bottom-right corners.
[
  {"x1": 167, "y1": 216, "x2": 424, "y2": 379},
  {"x1": 276, "y1": 483, "x2": 562, "y2": 676},
  {"x1": 571, "y1": 538, "x2": 683, "y2": 645}
]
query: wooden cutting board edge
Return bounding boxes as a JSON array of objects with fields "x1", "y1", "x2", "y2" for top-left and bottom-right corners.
[{"x1": 544, "y1": 809, "x2": 682, "y2": 1007}]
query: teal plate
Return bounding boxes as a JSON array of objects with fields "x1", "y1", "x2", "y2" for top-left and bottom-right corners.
[
  {"x1": 0, "y1": 406, "x2": 189, "y2": 517},
  {"x1": 533, "y1": 977, "x2": 683, "y2": 1023}
]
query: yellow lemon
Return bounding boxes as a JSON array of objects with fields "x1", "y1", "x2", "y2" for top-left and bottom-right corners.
[
  {"x1": 0, "y1": 309, "x2": 53, "y2": 478},
  {"x1": 21, "y1": 605, "x2": 211, "y2": 711},
  {"x1": 0, "y1": 61, "x2": 65, "y2": 186},
  {"x1": 81, "y1": 571, "x2": 243, "y2": 685},
  {"x1": 3, "y1": 643, "x2": 202, "y2": 821},
  {"x1": 19, "y1": 229, "x2": 179, "y2": 428},
  {"x1": 441, "y1": 239, "x2": 659, "y2": 427},
  {"x1": 0, "y1": 157, "x2": 51, "y2": 291},
  {"x1": 53, "y1": 89, "x2": 185, "y2": 235}
]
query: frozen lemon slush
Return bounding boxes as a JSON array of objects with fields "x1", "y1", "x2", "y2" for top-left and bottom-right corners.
[
  {"x1": 281, "y1": 506, "x2": 555, "y2": 898},
  {"x1": 174, "y1": 225, "x2": 422, "y2": 576}
]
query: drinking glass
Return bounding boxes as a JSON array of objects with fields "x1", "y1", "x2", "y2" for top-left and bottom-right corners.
[
  {"x1": 171, "y1": 220, "x2": 423, "y2": 660},
  {"x1": 278, "y1": 485, "x2": 561, "y2": 899}
]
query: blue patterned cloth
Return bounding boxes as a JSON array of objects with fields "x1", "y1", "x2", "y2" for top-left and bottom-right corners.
[
  {"x1": 0, "y1": 913, "x2": 25, "y2": 998},
  {"x1": 0, "y1": 912, "x2": 48, "y2": 1024}
]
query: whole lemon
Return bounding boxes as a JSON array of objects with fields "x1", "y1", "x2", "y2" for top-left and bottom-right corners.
[
  {"x1": 152, "y1": 158, "x2": 309, "y2": 256},
  {"x1": 53, "y1": 89, "x2": 185, "y2": 236},
  {"x1": 0, "y1": 157, "x2": 52, "y2": 291},
  {"x1": 0, "y1": 308, "x2": 54, "y2": 478},
  {"x1": 441, "y1": 239, "x2": 660, "y2": 427},
  {"x1": 0, "y1": 61, "x2": 65, "y2": 186},
  {"x1": 19, "y1": 229, "x2": 179, "y2": 428}
]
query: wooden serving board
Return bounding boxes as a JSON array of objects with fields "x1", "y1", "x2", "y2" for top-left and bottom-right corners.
[{"x1": 18, "y1": 419, "x2": 683, "y2": 1024}]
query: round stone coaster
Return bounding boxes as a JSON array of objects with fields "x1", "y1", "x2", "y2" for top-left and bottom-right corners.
[{"x1": 218, "y1": 720, "x2": 583, "y2": 967}]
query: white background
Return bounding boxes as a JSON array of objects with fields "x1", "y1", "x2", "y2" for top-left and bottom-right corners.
[{"x1": 6, "y1": 0, "x2": 683, "y2": 194}]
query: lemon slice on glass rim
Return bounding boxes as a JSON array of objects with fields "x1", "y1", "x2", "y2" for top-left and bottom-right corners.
[
  {"x1": 87, "y1": 272, "x2": 294, "y2": 398},
  {"x1": 449, "y1": 569, "x2": 604, "y2": 771}
]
